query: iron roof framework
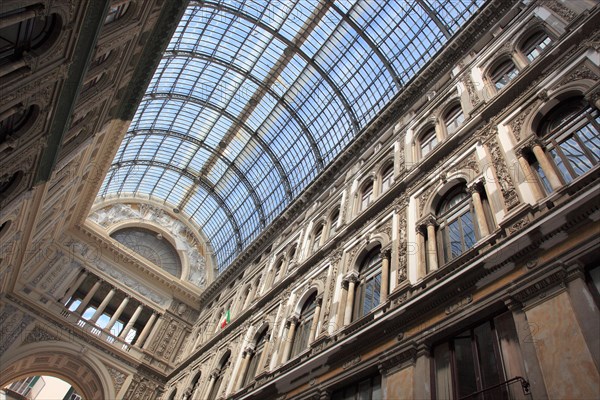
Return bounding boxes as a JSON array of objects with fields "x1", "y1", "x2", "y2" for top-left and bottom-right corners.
[{"x1": 99, "y1": 0, "x2": 484, "y2": 272}]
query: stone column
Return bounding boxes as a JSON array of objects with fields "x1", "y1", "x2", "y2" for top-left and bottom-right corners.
[
  {"x1": 308, "y1": 296, "x2": 323, "y2": 345},
  {"x1": 119, "y1": 303, "x2": 144, "y2": 340},
  {"x1": 257, "y1": 331, "x2": 271, "y2": 374},
  {"x1": 0, "y1": 5, "x2": 44, "y2": 29},
  {"x1": 531, "y1": 141, "x2": 562, "y2": 191},
  {"x1": 469, "y1": 183, "x2": 490, "y2": 237},
  {"x1": 281, "y1": 317, "x2": 298, "y2": 363},
  {"x1": 136, "y1": 312, "x2": 157, "y2": 348},
  {"x1": 201, "y1": 372, "x2": 217, "y2": 400},
  {"x1": 425, "y1": 217, "x2": 438, "y2": 272},
  {"x1": 143, "y1": 315, "x2": 165, "y2": 350},
  {"x1": 380, "y1": 248, "x2": 391, "y2": 303},
  {"x1": 517, "y1": 150, "x2": 544, "y2": 201},
  {"x1": 105, "y1": 296, "x2": 130, "y2": 333},
  {"x1": 336, "y1": 279, "x2": 348, "y2": 330},
  {"x1": 75, "y1": 279, "x2": 102, "y2": 315},
  {"x1": 344, "y1": 275, "x2": 358, "y2": 326},
  {"x1": 416, "y1": 225, "x2": 427, "y2": 279},
  {"x1": 89, "y1": 287, "x2": 116, "y2": 323},
  {"x1": 413, "y1": 344, "x2": 432, "y2": 399},
  {"x1": 60, "y1": 270, "x2": 88, "y2": 304},
  {"x1": 235, "y1": 348, "x2": 253, "y2": 390}
]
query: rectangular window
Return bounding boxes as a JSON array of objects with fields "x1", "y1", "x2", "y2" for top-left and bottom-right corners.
[
  {"x1": 331, "y1": 374, "x2": 382, "y2": 400},
  {"x1": 432, "y1": 312, "x2": 527, "y2": 400}
]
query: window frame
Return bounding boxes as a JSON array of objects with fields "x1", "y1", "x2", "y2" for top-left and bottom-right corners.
[
  {"x1": 520, "y1": 30, "x2": 552, "y2": 62},
  {"x1": 443, "y1": 103, "x2": 465, "y2": 136},
  {"x1": 419, "y1": 128, "x2": 438, "y2": 158},
  {"x1": 291, "y1": 292, "x2": 317, "y2": 357},
  {"x1": 489, "y1": 59, "x2": 519, "y2": 91},
  {"x1": 353, "y1": 248, "x2": 382, "y2": 321},
  {"x1": 436, "y1": 188, "x2": 478, "y2": 263}
]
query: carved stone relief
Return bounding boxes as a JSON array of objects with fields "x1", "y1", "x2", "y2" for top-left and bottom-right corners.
[
  {"x1": 89, "y1": 203, "x2": 207, "y2": 287},
  {"x1": 485, "y1": 136, "x2": 520, "y2": 210}
]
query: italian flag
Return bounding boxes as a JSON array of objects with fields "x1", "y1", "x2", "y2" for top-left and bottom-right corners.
[{"x1": 220, "y1": 310, "x2": 230, "y2": 329}]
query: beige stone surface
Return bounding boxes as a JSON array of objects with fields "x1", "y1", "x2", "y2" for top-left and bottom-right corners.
[{"x1": 525, "y1": 292, "x2": 600, "y2": 399}]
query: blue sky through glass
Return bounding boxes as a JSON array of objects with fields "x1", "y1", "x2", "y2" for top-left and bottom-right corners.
[{"x1": 98, "y1": 0, "x2": 484, "y2": 272}]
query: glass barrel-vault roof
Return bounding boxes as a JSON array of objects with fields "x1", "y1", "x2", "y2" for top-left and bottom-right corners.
[{"x1": 98, "y1": 0, "x2": 484, "y2": 273}]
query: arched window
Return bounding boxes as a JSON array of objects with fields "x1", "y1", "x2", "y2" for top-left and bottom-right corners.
[
  {"x1": 0, "y1": 104, "x2": 38, "y2": 149},
  {"x1": 360, "y1": 180, "x2": 374, "y2": 211},
  {"x1": 538, "y1": 97, "x2": 600, "y2": 184},
  {"x1": 0, "y1": 170, "x2": 24, "y2": 202},
  {"x1": 311, "y1": 223, "x2": 324, "y2": 252},
  {"x1": 208, "y1": 352, "x2": 230, "y2": 400},
  {"x1": 111, "y1": 227, "x2": 182, "y2": 277},
  {"x1": 444, "y1": 104, "x2": 465, "y2": 135},
  {"x1": 272, "y1": 258, "x2": 283, "y2": 284},
  {"x1": 419, "y1": 128, "x2": 438, "y2": 158},
  {"x1": 243, "y1": 328, "x2": 268, "y2": 387},
  {"x1": 490, "y1": 59, "x2": 519, "y2": 91},
  {"x1": 437, "y1": 187, "x2": 477, "y2": 262},
  {"x1": 291, "y1": 292, "x2": 317, "y2": 357},
  {"x1": 328, "y1": 208, "x2": 340, "y2": 238},
  {"x1": 380, "y1": 164, "x2": 394, "y2": 193},
  {"x1": 521, "y1": 31, "x2": 551, "y2": 62},
  {"x1": 353, "y1": 247, "x2": 382, "y2": 320},
  {"x1": 0, "y1": 7, "x2": 60, "y2": 66},
  {"x1": 188, "y1": 372, "x2": 201, "y2": 399}
]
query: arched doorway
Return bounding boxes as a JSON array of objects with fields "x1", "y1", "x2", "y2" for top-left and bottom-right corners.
[{"x1": 0, "y1": 342, "x2": 115, "y2": 400}]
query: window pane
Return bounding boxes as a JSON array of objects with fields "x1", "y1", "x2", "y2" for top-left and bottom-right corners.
[
  {"x1": 454, "y1": 336, "x2": 478, "y2": 398},
  {"x1": 474, "y1": 322, "x2": 504, "y2": 399},
  {"x1": 461, "y1": 211, "x2": 476, "y2": 249},
  {"x1": 578, "y1": 124, "x2": 600, "y2": 162},
  {"x1": 435, "y1": 342, "x2": 453, "y2": 400},
  {"x1": 558, "y1": 136, "x2": 594, "y2": 176},
  {"x1": 550, "y1": 148, "x2": 572, "y2": 183},
  {"x1": 448, "y1": 219, "x2": 463, "y2": 258},
  {"x1": 533, "y1": 162, "x2": 553, "y2": 194}
]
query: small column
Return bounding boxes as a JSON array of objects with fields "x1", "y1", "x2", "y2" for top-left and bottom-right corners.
[
  {"x1": 257, "y1": 331, "x2": 271, "y2": 374},
  {"x1": 517, "y1": 149, "x2": 544, "y2": 201},
  {"x1": 531, "y1": 141, "x2": 562, "y2": 191},
  {"x1": 105, "y1": 296, "x2": 130, "y2": 333},
  {"x1": 380, "y1": 248, "x2": 391, "y2": 303},
  {"x1": 235, "y1": 348, "x2": 253, "y2": 390},
  {"x1": 60, "y1": 270, "x2": 89, "y2": 304},
  {"x1": 425, "y1": 217, "x2": 438, "y2": 272},
  {"x1": 336, "y1": 280, "x2": 348, "y2": 330},
  {"x1": 0, "y1": 5, "x2": 44, "y2": 30},
  {"x1": 136, "y1": 312, "x2": 157, "y2": 348},
  {"x1": 469, "y1": 183, "x2": 490, "y2": 237},
  {"x1": 308, "y1": 296, "x2": 323, "y2": 345},
  {"x1": 416, "y1": 226, "x2": 427, "y2": 279},
  {"x1": 343, "y1": 275, "x2": 358, "y2": 326},
  {"x1": 75, "y1": 279, "x2": 102, "y2": 315},
  {"x1": 119, "y1": 303, "x2": 144, "y2": 340},
  {"x1": 89, "y1": 287, "x2": 116, "y2": 323},
  {"x1": 202, "y1": 372, "x2": 218, "y2": 400},
  {"x1": 281, "y1": 317, "x2": 298, "y2": 363},
  {"x1": 143, "y1": 315, "x2": 165, "y2": 350},
  {"x1": 277, "y1": 322, "x2": 290, "y2": 365}
]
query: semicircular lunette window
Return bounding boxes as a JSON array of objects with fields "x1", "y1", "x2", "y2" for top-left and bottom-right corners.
[{"x1": 111, "y1": 227, "x2": 182, "y2": 278}]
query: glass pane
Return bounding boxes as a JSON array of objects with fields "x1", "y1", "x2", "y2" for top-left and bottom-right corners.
[
  {"x1": 550, "y1": 148, "x2": 572, "y2": 183},
  {"x1": 372, "y1": 375, "x2": 382, "y2": 400},
  {"x1": 435, "y1": 342, "x2": 453, "y2": 400},
  {"x1": 448, "y1": 219, "x2": 463, "y2": 258},
  {"x1": 358, "y1": 380, "x2": 370, "y2": 400},
  {"x1": 461, "y1": 211, "x2": 476, "y2": 249},
  {"x1": 533, "y1": 162, "x2": 553, "y2": 194},
  {"x1": 454, "y1": 336, "x2": 478, "y2": 398},
  {"x1": 558, "y1": 136, "x2": 594, "y2": 176},
  {"x1": 474, "y1": 322, "x2": 504, "y2": 400},
  {"x1": 578, "y1": 123, "x2": 600, "y2": 162}
]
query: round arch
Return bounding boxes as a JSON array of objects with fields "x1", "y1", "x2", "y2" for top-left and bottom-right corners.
[
  {"x1": 421, "y1": 174, "x2": 471, "y2": 218},
  {"x1": 0, "y1": 341, "x2": 116, "y2": 400},
  {"x1": 293, "y1": 286, "x2": 320, "y2": 316}
]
